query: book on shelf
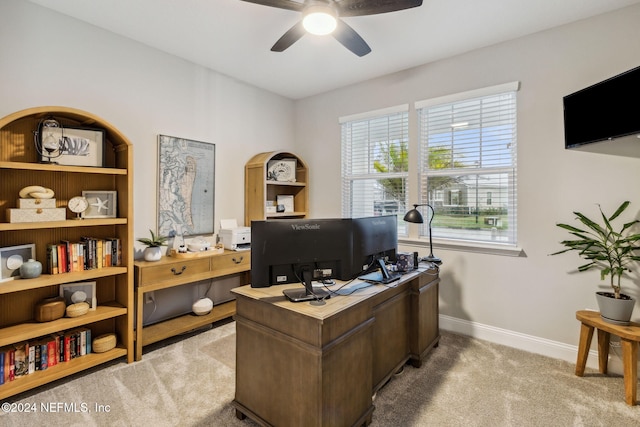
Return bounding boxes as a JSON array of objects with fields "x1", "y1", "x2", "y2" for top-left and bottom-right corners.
[
  {"x1": 1, "y1": 347, "x2": 15, "y2": 383},
  {"x1": 32, "y1": 339, "x2": 48, "y2": 371},
  {"x1": 0, "y1": 328, "x2": 95, "y2": 386},
  {"x1": 49, "y1": 333, "x2": 61, "y2": 366},
  {"x1": 47, "y1": 244, "x2": 59, "y2": 275},
  {"x1": 0, "y1": 350, "x2": 4, "y2": 385},
  {"x1": 28, "y1": 344, "x2": 35, "y2": 375},
  {"x1": 12, "y1": 342, "x2": 28, "y2": 378},
  {"x1": 45, "y1": 238, "x2": 122, "y2": 274}
]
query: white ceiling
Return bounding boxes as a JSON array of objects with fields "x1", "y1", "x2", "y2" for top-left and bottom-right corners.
[{"x1": 25, "y1": 0, "x2": 640, "y2": 99}]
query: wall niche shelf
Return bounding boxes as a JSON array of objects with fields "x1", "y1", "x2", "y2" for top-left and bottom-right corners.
[{"x1": 0, "y1": 106, "x2": 134, "y2": 400}]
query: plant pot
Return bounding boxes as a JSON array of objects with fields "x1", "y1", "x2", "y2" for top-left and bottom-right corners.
[
  {"x1": 595, "y1": 291, "x2": 636, "y2": 326},
  {"x1": 143, "y1": 246, "x2": 163, "y2": 262}
]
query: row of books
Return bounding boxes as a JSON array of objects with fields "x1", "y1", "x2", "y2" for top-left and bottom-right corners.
[
  {"x1": 46, "y1": 237, "x2": 122, "y2": 274},
  {"x1": 0, "y1": 327, "x2": 92, "y2": 385}
]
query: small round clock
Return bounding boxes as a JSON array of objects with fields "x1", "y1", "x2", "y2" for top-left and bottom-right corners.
[{"x1": 68, "y1": 196, "x2": 89, "y2": 219}]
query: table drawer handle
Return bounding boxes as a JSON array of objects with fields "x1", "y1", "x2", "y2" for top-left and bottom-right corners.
[
  {"x1": 232, "y1": 256, "x2": 244, "y2": 264},
  {"x1": 171, "y1": 266, "x2": 187, "y2": 275}
]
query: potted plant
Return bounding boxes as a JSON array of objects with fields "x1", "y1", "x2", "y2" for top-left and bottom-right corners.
[
  {"x1": 552, "y1": 201, "x2": 640, "y2": 325},
  {"x1": 137, "y1": 229, "x2": 168, "y2": 262}
]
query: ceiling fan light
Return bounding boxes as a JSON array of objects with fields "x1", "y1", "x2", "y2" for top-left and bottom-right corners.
[{"x1": 302, "y1": 5, "x2": 337, "y2": 36}]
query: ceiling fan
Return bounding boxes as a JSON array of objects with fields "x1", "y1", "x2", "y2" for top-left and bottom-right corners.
[{"x1": 240, "y1": 0, "x2": 423, "y2": 57}]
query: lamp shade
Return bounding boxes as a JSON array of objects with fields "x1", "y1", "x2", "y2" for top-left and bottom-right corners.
[{"x1": 403, "y1": 205, "x2": 424, "y2": 224}]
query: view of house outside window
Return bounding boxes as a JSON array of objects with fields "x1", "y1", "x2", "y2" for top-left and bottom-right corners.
[
  {"x1": 416, "y1": 86, "x2": 518, "y2": 245},
  {"x1": 340, "y1": 106, "x2": 409, "y2": 236},
  {"x1": 341, "y1": 83, "x2": 518, "y2": 247}
]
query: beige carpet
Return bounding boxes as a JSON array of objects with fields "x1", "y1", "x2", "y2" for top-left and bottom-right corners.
[{"x1": 1, "y1": 320, "x2": 638, "y2": 426}]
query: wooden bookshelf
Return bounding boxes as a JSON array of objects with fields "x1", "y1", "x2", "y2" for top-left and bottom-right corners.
[{"x1": 0, "y1": 106, "x2": 134, "y2": 399}]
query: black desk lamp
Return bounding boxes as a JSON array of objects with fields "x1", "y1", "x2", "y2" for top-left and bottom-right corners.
[{"x1": 403, "y1": 204, "x2": 442, "y2": 264}]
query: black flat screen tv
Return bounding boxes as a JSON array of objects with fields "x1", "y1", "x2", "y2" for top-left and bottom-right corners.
[{"x1": 563, "y1": 65, "x2": 640, "y2": 149}]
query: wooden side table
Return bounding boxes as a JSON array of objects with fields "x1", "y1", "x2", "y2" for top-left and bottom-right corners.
[
  {"x1": 134, "y1": 251, "x2": 250, "y2": 360},
  {"x1": 575, "y1": 310, "x2": 640, "y2": 405}
]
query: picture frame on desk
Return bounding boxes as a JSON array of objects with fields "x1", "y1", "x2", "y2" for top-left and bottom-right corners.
[
  {"x1": 0, "y1": 243, "x2": 36, "y2": 282},
  {"x1": 82, "y1": 190, "x2": 117, "y2": 218},
  {"x1": 60, "y1": 281, "x2": 97, "y2": 310},
  {"x1": 40, "y1": 126, "x2": 105, "y2": 167}
]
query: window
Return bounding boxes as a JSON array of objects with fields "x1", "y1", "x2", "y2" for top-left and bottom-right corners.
[
  {"x1": 340, "y1": 105, "x2": 409, "y2": 235},
  {"x1": 415, "y1": 82, "x2": 519, "y2": 245}
]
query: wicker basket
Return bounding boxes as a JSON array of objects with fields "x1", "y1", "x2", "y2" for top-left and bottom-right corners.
[
  {"x1": 65, "y1": 302, "x2": 89, "y2": 318},
  {"x1": 93, "y1": 333, "x2": 117, "y2": 353}
]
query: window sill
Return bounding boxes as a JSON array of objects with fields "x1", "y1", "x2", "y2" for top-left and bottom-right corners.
[{"x1": 398, "y1": 237, "x2": 524, "y2": 257}]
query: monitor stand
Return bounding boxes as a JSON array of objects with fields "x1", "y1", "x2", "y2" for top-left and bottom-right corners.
[
  {"x1": 358, "y1": 258, "x2": 401, "y2": 284},
  {"x1": 283, "y1": 269, "x2": 330, "y2": 305}
]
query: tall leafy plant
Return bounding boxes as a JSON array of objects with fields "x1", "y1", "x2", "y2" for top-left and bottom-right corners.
[{"x1": 552, "y1": 201, "x2": 640, "y2": 299}]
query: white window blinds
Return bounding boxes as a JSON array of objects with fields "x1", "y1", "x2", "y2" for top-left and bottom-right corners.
[
  {"x1": 340, "y1": 105, "x2": 409, "y2": 236},
  {"x1": 416, "y1": 83, "x2": 518, "y2": 245}
]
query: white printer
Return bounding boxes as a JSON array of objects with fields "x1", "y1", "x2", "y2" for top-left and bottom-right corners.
[{"x1": 219, "y1": 219, "x2": 251, "y2": 251}]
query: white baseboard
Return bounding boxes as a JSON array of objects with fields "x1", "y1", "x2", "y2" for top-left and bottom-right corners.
[{"x1": 439, "y1": 314, "x2": 627, "y2": 373}]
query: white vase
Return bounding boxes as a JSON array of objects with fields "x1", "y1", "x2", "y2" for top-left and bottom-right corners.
[{"x1": 143, "y1": 246, "x2": 163, "y2": 262}]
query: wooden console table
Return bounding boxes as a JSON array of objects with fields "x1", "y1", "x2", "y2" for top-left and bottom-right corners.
[
  {"x1": 575, "y1": 310, "x2": 640, "y2": 405},
  {"x1": 134, "y1": 250, "x2": 250, "y2": 360},
  {"x1": 231, "y1": 267, "x2": 440, "y2": 426}
]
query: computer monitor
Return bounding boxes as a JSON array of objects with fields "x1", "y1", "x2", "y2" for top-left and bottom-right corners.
[
  {"x1": 351, "y1": 215, "x2": 400, "y2": 284},
  {"x1": 250, "y1": 215, "x2": 400, "y2": 301},
  {"x1": 250, "y1": 218, "x2": 353, "y2": 303}
]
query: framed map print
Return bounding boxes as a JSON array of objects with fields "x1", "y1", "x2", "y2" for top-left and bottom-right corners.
[{"x1": 157, "y1": 135, "x2": 215, "y2": 237}]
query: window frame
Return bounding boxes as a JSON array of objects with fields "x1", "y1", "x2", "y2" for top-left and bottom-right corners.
[
  {"x1": 412, "y1": 81, "x2": 520, "y2": 250},
  {"x1": 340, "y1": 104, "x2": 410, "y2": 236}
]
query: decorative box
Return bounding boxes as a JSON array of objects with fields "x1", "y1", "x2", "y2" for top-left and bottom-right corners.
[
  {"x1": 34, "y1": 297, "x2": 66, "y2": 322},
  {"x1": 17, "y1": 198, "x2": 57, "y2": 209},
  {"x1": 396, "y1": 252, "x2": 415, "y2": 272},
  {"x1": 7, "y1": 207, "x2": 66, "y2": 223}
]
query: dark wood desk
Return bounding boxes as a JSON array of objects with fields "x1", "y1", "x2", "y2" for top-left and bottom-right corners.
[{"x1": 231, "y1": 267, "x2": 440, "y2": 427}]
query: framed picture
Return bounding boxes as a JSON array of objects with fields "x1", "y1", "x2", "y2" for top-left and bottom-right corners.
[
  {"x1": 40, "y1": 126, "x2": 105, "y2": 167},
  {"x1": 157, "y1": 135, "x2": 215, "y2": 237},
  {"x1": 60, "y1": 281, "x2": 97, "y2": 310},
  {"x1": 0, "y1": 243, "x2": 36, "y2": 282},
  {"x1": 276, "y1": 194, "x2": 294, "y2": 213},
  {"x1": 267, "y1": 158, "x2": 297, "y2": 182},
  {"x1": 82, "y1": 191, "x2": 117, "y2": 218}
]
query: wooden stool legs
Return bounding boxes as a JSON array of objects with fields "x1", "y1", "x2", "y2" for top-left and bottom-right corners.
[
  {"x1": 575, "y1": 322, "x2": 593, "y2": 377},
  {"x1": 622, "y1": 339, "x2": 638, "y2": 405},
  {"x1": 575, "y1": 312, "x2": 639, "y2": 406}
]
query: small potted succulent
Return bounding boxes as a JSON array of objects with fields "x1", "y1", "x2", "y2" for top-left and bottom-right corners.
[
  {"x1": 137, "y1": 229, "x2": 168, "y2": 262},
  {"x1": 552, "y1": 201, "x2": 640, "y2": 325}
]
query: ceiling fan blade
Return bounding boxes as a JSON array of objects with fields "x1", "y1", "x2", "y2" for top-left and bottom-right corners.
[
  {"x1": 332, "y1": 19, "x2": 371, "y2": 57},
  {"x1": 239, "y1": 0, "x2": 305, "y2": 12},
  {"x1": 271, "y1": 21, "x2": 306, "y2": 52},
  {"x1": 337, "y1": 0, "x2": 423, "y2": 17}
]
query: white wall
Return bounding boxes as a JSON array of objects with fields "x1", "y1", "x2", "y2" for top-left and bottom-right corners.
[
  {"x1": 294, "y1": 4, "x2": 640, "y2": 359},
  {"x1": 0, "y1": 0, "x2": 295, "y2": 254}
]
